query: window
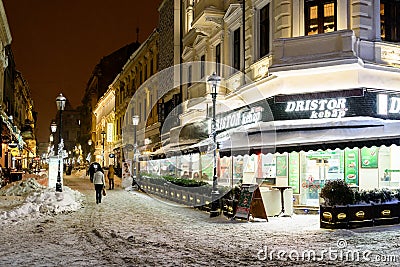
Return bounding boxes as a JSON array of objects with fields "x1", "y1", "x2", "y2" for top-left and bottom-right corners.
[
  {"x1": 144, "y1": 98, "x2": 147, "y2": 119},
  {"x1": 200, "y1": 55, "x2": 205, "y2": 78},
  {"x1": 381, "y1": 0, "x2": 400, "y2": 42},
  {"x1": 259, "y1": 4, "x2": 270, "y2": 58},
  {"x1": 233, "y1": 28, "x2": 241, "y2": 71},
  {"x1": 305, "y1": 0, "x2": 336, "y2": 36},
  {"x1": 216, "y1": 43, "x2": 221, "y2": 76},
  {"x1": 150, "y1": 58, "x2": 154, "y2": 76},
  {"x1": 188, "y1": 65, "x2": 192, "y2": 87}
]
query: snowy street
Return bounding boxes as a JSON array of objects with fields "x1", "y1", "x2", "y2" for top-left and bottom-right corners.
[{"x1": 0, "y1": 173, "x2": 400, "y2": 266}]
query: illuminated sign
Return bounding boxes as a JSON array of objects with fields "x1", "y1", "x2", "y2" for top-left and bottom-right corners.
[
  {"x1": 285, "y1": 98, "x2": 348, "y2": 119},
  {"x1": 107, "y1": 123, "x2": 113, "y2": 142},
  {"x1": 377, "y1": 94, "x2": 400, "y2": 115},
  {"x1": 216, "y1": 107, "x2": 264, "y2": 131}
]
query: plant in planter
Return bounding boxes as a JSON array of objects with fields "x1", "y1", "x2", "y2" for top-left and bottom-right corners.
[{"x1": 320, "y1": 180, "x2": 354, "y2": 206}]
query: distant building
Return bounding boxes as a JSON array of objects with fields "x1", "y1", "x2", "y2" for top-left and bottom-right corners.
[{"x1": 81, "y1": 42, "x2": 141, "y2": 162}]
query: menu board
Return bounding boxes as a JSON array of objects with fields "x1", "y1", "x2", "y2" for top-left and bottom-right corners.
[
  {"x1": 360, "y1": 147, "x2": 378, "y2": 168},
  {"x1": 276, "y1": 155, "x2": 288, "y2": 177},
  {"x1": 235, "y1": 184, "x2": 267, "y2": 221},
  {"x1": 344, "y1": 148, "x2": 359, "y2": 186},
  {"x1": 288, "y1": 152, "x2": 300, "y2": 194}
]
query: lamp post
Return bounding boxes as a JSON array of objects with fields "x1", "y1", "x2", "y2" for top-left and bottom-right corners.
[
  {"x1": 132, "y1": 115, "x2": 139, "y2": 186},
  {"x1": 50, "y1": 121, "x2": 57, "y2": 156},
  {"x1": 207, "y1": 72, "x2": 221, "y2": 217},
  {"x1": 101, "y1": 131, "x2": 106, "y2": 167},
  {"x1": 55, "y1": 93, "x2": 66, "y2": 192},
  {"x1": 86, "y1": 139, "x2": 92, "y2": 165}
]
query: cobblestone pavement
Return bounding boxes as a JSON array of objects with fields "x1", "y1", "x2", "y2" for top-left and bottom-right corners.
[{"x1": 0, "y1": 174, "x2": 399, "y2": 266}]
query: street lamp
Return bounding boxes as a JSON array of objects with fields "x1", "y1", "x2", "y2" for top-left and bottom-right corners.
[
  {"x1": 101, "y1": 130, "x2": 106, "y2": 167},
  {"x1": 55, "y1": 93, "x2": 66, "y2": 192},
  {"x1": 86, "y1": 139, "x2": 93, "y2": 163},
  {"x1": 50, "y1": 121, "x2": 57, "y2": 156},
  {"x1": 132, "y1": 115, "x2": 139, "y2": 186},
  {"x1": 207, "y1": 72, "x2": 221, "y2": 218}
]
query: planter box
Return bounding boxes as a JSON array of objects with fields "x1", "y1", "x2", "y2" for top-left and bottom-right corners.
[
  {"x1": 372, "y1": 202, "x2": 400, "y2": 226},
  {"x1": 138, "y1": 179, "x2": 214, "y2": 211},
  {"x1": 320, "y1": 201, "x2": 400, "y2": 229},
  {"x1": 320, "y1": 205, "x2": 350, "y2": 229},
  {"x1": 346, "y1": 204, "x2": 374, "y2": 229}
]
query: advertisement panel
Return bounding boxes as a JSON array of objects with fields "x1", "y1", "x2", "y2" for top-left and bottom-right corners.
[
  {"x1": 360, "y1": 147, "x2": 378, "y2": 168},
  {"x1": 344, "y1": 148, "x2": 359, "y2": 186}
]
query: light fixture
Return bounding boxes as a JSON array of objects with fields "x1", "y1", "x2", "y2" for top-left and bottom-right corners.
[
  {"x1": 132, "y1": 115, "x2": 140, "y2": 187},
  {"x1": 55, "y1": 93, "x2": 67, "y2": 192},
  {"x1": 101, "y1": 130, "x2": 106, "y2": 167},
  {"x1": 207, "y1": 72, "x2": 221, "y2": 218}
]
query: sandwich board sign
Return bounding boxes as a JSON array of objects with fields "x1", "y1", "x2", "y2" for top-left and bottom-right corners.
[{"x1": 234, "y1": 184, "x2": 268, "y2": 221}]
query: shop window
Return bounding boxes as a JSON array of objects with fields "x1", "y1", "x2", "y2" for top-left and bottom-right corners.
[
  {"x1": 379, "y1": 145, "x2": 400, "y2": 188},
  {"x1": 259, "y1": 3, "x2": 270, "y2": 58},
  {"x1": 305, "y1": 0, "x2": 337, "y2": 36},
  {"x1": 381, "y1": 0, "x2": 400, "y2": 42}
]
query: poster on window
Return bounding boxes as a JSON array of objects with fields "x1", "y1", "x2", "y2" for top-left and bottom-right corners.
[
  {"x1": 344, "y1": 148, "x2": 359, "y2": 186},
  {"x1": 261, "y1": 154, "x2": 275, "y2": 178},
  {"x1": 244, "y1": 155, "x2": 255, "y2": 172},
  {"x1": 288, "y1": 152, "x2": 300, "y2": 194},
  {"x1": 200, "y1": 154, "x2": 213, "y2": 181},
  {"x1": 276, "y1": 155, "x2": 288, "y2": 177},
  {"x1": 360, "y1": 147, "x2": 378, "y2": 168},
  {"x1": 233, "y1": 156, "x2": 244, "y2": 179}
]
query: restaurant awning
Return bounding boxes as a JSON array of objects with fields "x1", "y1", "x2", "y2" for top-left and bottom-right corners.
[{"x1": 217, "y1": 116, "x2": 400, "y2": 156}]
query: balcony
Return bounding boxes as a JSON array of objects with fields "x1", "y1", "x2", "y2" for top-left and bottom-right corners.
[{"x1": 270, "y1": 30, "x2": 358, "y2": 72}]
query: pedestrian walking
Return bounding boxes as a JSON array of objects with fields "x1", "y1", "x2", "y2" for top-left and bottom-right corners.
[
  {"x1": 88, "y1": 162, "x2": 99, "y2": 183},
  {"x1": 93, "y1": 166, "x2": 105, "y2": 204},
  {"x1": 107, "y1": 164, "x2": 115, "y2": 190}
]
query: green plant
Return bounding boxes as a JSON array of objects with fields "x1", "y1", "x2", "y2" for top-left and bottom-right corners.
[
  {"x1": 353, "y1": 188, "x2": 396, "y2": 204},
  {"x1": 394, "y1": 189, "x2": 400, "y2": 201},
  {"x1": 320, "y1": 180, "x2": 354, "y2": 206}
]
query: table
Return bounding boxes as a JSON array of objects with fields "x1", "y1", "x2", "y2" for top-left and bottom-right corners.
[{"x1": 272, "y1": 186, "x2": 292, "y2": 217}]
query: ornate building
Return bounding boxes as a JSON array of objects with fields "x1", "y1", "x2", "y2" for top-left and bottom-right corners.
[{"x1": 112, "y1": 29, "x2": 159, "y2": 168}]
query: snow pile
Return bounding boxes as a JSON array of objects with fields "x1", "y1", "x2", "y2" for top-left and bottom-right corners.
[
  {"x1": 0, "y1": 179, "x2": 84, "y2": 224},
  {"x1": 0, "y1": 178, "x2": 46, "y2": 196}
]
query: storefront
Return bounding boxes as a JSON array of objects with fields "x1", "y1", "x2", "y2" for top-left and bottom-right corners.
[
  {"x1": 213, "y1": 89, "x2": 400, "y2": 207},
  {"x1": 139, "y1": 88, "x2": 400, "y2": 207}
]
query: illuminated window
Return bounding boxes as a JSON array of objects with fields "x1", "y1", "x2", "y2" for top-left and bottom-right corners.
[
  {"x1": 381, "y1": 0, "x2": 400, "y2": 42},
  {"x1": 305, "y1": 0, "x2": 337, "y2": 36}
]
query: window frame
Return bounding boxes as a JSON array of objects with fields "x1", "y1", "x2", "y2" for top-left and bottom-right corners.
[
  {"x1": 381, "y1": 0, "x2": 400, "y2": 42},
  {"x1": 304, "y1": 0, "x2": 337, "y2": 36}
]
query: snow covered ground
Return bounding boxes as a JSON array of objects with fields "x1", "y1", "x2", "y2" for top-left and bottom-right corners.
[{"x1": 0, "y1": 174, "x2": 399, "y2": 266}]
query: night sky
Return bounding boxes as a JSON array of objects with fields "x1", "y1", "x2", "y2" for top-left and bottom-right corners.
[{"x1": 3, "y1": 0, "x2": 160, "y2": 142}]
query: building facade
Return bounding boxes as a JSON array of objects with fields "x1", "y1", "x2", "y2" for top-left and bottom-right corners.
[
  {"x1": 113, "y1": 29, "x2": 159, "y2": 169},
  {"x1": 137, "y1": 0, "x2": 400, "y2": 208}
]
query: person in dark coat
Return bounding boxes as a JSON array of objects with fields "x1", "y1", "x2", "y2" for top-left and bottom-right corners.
[{"x1": 88, "y1": 162, "x2": 100, "y2": 183}]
